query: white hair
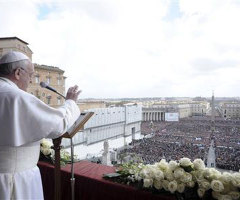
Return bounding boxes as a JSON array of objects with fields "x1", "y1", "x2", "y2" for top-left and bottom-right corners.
[{"x1": 0, "y1": 60, "x2": 30, "y2": 76}]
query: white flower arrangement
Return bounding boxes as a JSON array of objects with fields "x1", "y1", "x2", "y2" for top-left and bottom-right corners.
[
  {"x1": 40, "y1": 139, "x2": 76, "y2": 166},
  {"x1": 106, "y1": 158, "x2": 240, "y2": 200},
  {"x1": 40, "y1": 138, "x2": 54, "y2": 156}
]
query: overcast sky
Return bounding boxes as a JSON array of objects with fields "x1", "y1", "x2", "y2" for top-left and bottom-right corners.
[{"x1": 0, "y1": 0, "x2": 240, "y2": 98}]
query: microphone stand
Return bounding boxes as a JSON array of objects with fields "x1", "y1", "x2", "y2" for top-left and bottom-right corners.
[
  {"x1": 55, "y1": 91, "x2": 66, "y2": 99},
  {"x1": 70, "y1": 138, "x2": 75, "y2": 200}
]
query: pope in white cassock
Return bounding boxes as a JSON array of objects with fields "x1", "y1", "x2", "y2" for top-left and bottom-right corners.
[{"x1": 0, "y1": 51, "x2": 81, "y2": 199}]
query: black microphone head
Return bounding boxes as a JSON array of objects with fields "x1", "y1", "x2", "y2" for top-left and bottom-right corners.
[{"x1": 40, "y1": 82, "x2": 47, "y2": 88}]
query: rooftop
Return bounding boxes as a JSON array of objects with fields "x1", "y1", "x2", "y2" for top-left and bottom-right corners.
[
  {"x1": 34, "y1": 63, "x2": 64, "y2": 73},
  {"x1": 0, "y1": 37, "x2": 29, "y2": 45}
]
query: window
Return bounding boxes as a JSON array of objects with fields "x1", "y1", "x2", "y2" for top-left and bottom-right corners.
[
  {"x1": 47, "y1": 77, "x2": 50, "y2": 84},
  {"x1": 46, "y1": 96, "x2": 51, "y2": 104},
  {"x1": 35, "y1": 90, "x2": 39, "y2": 96},
  {"x1": 35, "y1": 76, "x2": 39, "y2": 83},
  {"x1": 46, "y1": 72, "x2": 51, "y2": 84},
  {"x1": 57, "y1": 97, "x2": 61, "y2": 105},
  {"x1": 57, "y1": 74, "x2": 61, "y2": 85}
]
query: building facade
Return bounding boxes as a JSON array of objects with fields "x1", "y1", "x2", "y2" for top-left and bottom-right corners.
[
  {"x1": 28, "y1": 64, "x2": 66, "y2": 107},
  {"x1": 219, "y1": 102, "x2": 240, "y2": 119},
  {"x1": 0, "y1": 37, "x2": 32, "y2": 59},
  {"x1": 142, "y1": 101, "x2": 209, "y2": 121},
  {"x1": 62, "y1": 104, "x2": 142, "y2": 147},
  {"x1": 190, "y1": 102, "x2": 209, "y2": 116},
  {"x1": 0, "y1": 37, "x2": 66, "y2": 107},
  {"x1": 77, "y1": 101, "x2": 106, "y2": 112},
  {"x1": 142, "y1": 107, "x2": 166, "y2": 121}
]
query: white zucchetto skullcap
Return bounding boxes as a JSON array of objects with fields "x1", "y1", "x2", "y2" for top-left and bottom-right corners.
[{"x1": 0, "y1": 51, "x2": 29, "y2": 65}]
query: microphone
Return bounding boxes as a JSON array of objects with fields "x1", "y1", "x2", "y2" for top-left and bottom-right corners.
[{"x1": 40, "y1": 81, "x2": 66, "y2": 99}]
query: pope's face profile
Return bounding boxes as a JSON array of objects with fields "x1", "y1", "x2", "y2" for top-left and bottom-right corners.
[{"x1": 16, "y1": 62, "x2": 34, "y2": 91}]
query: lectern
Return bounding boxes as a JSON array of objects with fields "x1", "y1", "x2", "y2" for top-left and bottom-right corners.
[{"x1": 52, "y1": 112, "x2": 94, "y2": 200}]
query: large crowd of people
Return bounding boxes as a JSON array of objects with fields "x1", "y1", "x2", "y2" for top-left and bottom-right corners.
[
  {"x1": 212, "y1": 120, "x2": 240, "y2": 171},
  {"x1": 120, "y1": 116, "x2": 240, "y2": 171}
]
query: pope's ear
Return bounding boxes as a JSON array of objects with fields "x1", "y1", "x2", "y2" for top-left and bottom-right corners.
[{"x1": 14, "y1": 68, "x2": 21, "y2": 80}]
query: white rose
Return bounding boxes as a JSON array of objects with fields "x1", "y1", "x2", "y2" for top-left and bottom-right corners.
[
  {"x1": 153, "y1": 168, "x2": 164, "y2": 181},
  {"x1": 218, "y1": 195, "x2": 232, "y2": 200},
  {"x1": 41, "y1": 147, "x2": 51, "y2": 155},
  {"x1": 193, "y1": 159, "x2": 205, "y2": 170},
  {"x1": 231, "y1": 179, "x2": 240, "y2": 188},
  {"x1": 220, "y1": 172, "x2": 232, "y2": 184},
  {"x1": 204, "y1": 168, "x2": 221, "y2": 180},
  {"x1": 156, "y1": 159, "x2": 169, "y2": 172},
  {"x1": 168, "y1": 180, "x2": 178, "y2": 193},
  {"x1": 231, "y1": 179, "x2": 238, "y2": 187},
  {"x1": 186, "y1": 181, "x2": 195, "y2": 188},
  {"x1": 209, "y1": 168, "x2": 221, "y2": 179},
  {"x1": 233, "y1": 172, "x2": 240, "y2": 182},
  {"x1": 211, "y1": 180, "x2": 224, "y2": 192},
  {"x1": 197, "y1": 188, "x2": 205, "y2": 198},
  {"x1": 165, "y1": 170, "x2": 174, "y2": 181},
  {"x1": 180, "y1": 172, "x2": 192, "y2": 183},
  {"x1": 203, "y1": 168, "x2": 211, "y2": 179},
  {"x1": 179, "y1": 157, "x2": 192, "y2": 167},
  {"x1": 177, "y1": 183, "x2": 185, "y2": 193},
  {"x1": 198, "y1": 179, "x2": 211, "y2": 190},
  {"x1": 232, "y1": 173, "x2": 240, "y2": 187},
  {"x1": 169, "y1": 161, "x2": 178, "y2": 171},
  {"x1": 141, "y1": 169, "x2": 148, "y2": 178},
  {"x1": 41, "y1": 139, "x2": 52, "y2": 148},
  {"x1": 140, "y1": 168, "x2": 146, "y2": 178},
  {"x1": 191, "y1": 170, "x2": 204, "y2": 182},
  {"x1": 143, "y1": 178, "x2": 153, "y2": 188},
  {"x1": 174, "y1": 168, "x2": 185, "y2": 179},
  {"x1": 134, "y1": 173, "x2": 142, "y2": 181},
  {"x1": 228, "y1": 191, "x2": 240, "y2": 200},
  {"x1": 153, "y1": 179, "x2": 162, "y2": 190},
  {"x1": 162, "y1": 180, "x2": 169, "y2": 191},
  {"x1": 141, "y1": 166, "x2": 154, "y2": 179}
]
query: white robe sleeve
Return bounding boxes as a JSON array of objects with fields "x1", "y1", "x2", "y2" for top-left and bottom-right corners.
[{"x1": 0, "y1": 86, "x2": 80, "y2": 146}]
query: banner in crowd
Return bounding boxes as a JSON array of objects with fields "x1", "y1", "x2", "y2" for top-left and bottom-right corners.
[{"x1": 165, "y1": 112, "x2": 179, "y2": 121}]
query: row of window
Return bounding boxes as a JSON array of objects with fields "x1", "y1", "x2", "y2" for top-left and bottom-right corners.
[
  {"x1": 45, "y1": 97, "x2": 62, "y2": 105},
  {"x1": 31, "y1": 92, "x2": 62, "y2": 105},
  {"x1": 223, "y1": 105, "x2": 240, "y2": 107},
  {"x1": 17, "y1": 44, "x2": 27, "y2": 52},
  {"x1": 44, "y1": 97, "x2": 62, "y2": 105},
  {"x1": 34, "y1": 76, "x2": 63, "y2": 85}
]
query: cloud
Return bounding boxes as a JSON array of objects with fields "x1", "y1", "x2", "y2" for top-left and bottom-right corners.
[
  {"x1": 0, "y1": 0, "x2": 240, "y2": 97},
  {"x1": 191, "y1": 58, "x2": 240, "y2": 74}
]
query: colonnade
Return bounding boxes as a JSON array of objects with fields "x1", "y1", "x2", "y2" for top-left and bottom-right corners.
[{"x1": 142, "y1": 112, "x2": 165, "y2": 121}]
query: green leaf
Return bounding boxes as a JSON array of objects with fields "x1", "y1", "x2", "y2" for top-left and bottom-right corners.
[{"x1": 103, "y1": 173, "x2": 121, "y2": 178}]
